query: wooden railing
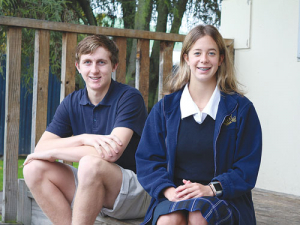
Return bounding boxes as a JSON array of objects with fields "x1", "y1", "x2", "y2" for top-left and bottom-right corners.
[{"x1": 0, "y1": 16, "x2": 233, "y2": 223}]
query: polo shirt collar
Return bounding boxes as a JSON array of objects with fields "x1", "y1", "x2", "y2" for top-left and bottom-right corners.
[
  {"x1": 79, "y1": 79, "x2": 116, "y2": 106},
  {"x1": 180, "y1": 84, "x2": 220, "y2": 124}
]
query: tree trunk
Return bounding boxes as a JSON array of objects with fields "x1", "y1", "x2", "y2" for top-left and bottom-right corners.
[
  {"x1": 148, "y1": 0, "x2": 169, "y2": 109},
  {"x1": 170, "y1": 0, "x2": 189, "y2": 34},
  {"x1": 75, "y1": 0, "x2": 97, "y2": 25},
  {"x1": 126, "y1": 0, "x2": 153, "y2": 86}
]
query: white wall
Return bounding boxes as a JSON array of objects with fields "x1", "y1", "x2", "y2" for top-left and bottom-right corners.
[{"x1": 220, "y1": 0, "x2": 300, "y2": 196}]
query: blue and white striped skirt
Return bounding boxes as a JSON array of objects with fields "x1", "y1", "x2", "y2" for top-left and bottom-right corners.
[{"x1": 152, "y1": 197, "x2": 234, "y2": 225}]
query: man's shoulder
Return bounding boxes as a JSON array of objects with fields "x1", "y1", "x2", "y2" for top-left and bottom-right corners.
[
  {"x1": 62, "y1": 89, "x2": 86, "y2": 105},
  {"x1": 110, "y1": 81, "x2": 143, "y2": 101}
]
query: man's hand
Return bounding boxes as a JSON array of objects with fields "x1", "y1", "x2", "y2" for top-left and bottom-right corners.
[
  {"x1": 23, "y1": 151, "x2": 56, "y2": 166},
  {"x1": 81, "y1": 134, "x2": 123, "y2": 158}
]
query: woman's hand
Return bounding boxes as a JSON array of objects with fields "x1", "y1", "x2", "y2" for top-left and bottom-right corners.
[
  {"x1": 163, "y1": 187, "x2": 186, "y2": 202},
  {"x1": 175, "y1": 179, "x2": 214, "y2": 200}
]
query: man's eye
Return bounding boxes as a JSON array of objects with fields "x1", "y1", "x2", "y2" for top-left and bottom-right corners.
[{"x1": 83, "y1": 60, "x2": 91, "y2": 64}]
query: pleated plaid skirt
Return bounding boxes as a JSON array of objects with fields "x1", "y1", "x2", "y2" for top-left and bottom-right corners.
[{"x1": 152, "y1": 196, "x2": 234, "y2": 225}]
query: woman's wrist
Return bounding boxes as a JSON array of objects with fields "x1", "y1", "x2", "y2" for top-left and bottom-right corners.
[{"x1": 163, "y1": 187, "x2": 176, "y2": 200}]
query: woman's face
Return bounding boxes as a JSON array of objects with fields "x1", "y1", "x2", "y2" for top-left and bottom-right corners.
[{"x1": 184, "y1": 35, "x2": 223, "y2": 86}]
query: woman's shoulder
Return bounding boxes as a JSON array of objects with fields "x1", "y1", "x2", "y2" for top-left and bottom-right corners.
[
  {"x1": 160, "y1": 89, "x2": 183, "y2": 110},
  {"x1": 222, "y1": 92, "x2": 253, "y2": 107}
]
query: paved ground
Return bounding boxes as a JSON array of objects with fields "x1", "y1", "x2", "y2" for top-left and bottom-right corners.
[{"x1": 1, "y1": 189, "x2": 300, "y2": 224}]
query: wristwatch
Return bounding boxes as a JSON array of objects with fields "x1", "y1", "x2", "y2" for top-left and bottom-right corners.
[{"x1": 210, "y1": 181, "x2": 223, "y2": 197}]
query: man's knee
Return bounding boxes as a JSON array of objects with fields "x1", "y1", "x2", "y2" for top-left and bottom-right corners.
[
  {"x1": 23, "y1": 160, "x2": 48, "y2": 187},
  {"x1": 77, "y1": 155, "x2": 109, "y2": 185}
]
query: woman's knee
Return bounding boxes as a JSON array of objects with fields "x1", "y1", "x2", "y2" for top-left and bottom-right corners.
[
  {"x1": 157, "y1": 211, "x2": 186, "y2": 225},
  {"x1": 188, "y1": 211, "x2": 208, "y2": 225}
]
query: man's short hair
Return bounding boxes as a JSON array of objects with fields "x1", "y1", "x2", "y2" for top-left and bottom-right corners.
[{"x1": 75, "y1": 35, "x2": 119, "y2": 68}]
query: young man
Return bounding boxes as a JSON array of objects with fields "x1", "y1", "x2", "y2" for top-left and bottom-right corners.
[{"x1": 23, "y1": 35, "x2": 150, "y2": 225}]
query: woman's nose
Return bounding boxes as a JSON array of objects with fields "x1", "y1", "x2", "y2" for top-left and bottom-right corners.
[{"x1": 200, "y1": 54, "x2": 208, "y2": 63}]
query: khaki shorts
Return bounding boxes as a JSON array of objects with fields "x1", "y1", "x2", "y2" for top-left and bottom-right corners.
[{"x1": 69, "y1": 164, "x2": 151, "y2": 220}]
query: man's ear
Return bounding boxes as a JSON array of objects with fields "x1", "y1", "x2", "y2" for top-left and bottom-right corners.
[
  {"x1": 75, "y1": 61, "x2": 80, "y2": 73},
  {"x1": 112, "y1": 63, "x2": 118, "y2": 72}
]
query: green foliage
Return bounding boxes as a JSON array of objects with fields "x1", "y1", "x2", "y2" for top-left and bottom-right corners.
[{"x1": 0, "y1": 0, "x2": 79, "y2": 91}]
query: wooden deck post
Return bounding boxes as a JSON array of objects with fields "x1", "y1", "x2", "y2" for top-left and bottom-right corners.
[
  {"x1": 60, "y1": 32, "x2": 77, "y2": 165},
  {"x1": 2, "y1": 27, "x2": 22, "y2": 223},
  {"x1": 136, "y1": 39, "x2": 150, "y2": 109},
  {"x1": 158, "y1": 41, "x2": 174, "y2": 100},
  {"x1": 60, "y1": 32, "x2": 77, "y2": 101},
  {"x1": 114, "y1": 37, "x2": 127, "y2": 84},
  {"x1": 31, "y1": 30, "x2": 50, "y2": 152}
]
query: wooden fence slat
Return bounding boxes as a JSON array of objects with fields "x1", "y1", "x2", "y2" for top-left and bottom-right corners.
[
  {"x1": 2, "y1": 27, "x2": 22, "y2": 223},
  {"x1": 136, "y1": 39, "x2": 150, "y2": 109},
  {"x1": 114, "y1": 37, "x2": 127, "y2": 84},
  {"x1": 60, "y1": 32, "x2": 77, "y2": 101},
  {"x1": 158, "y1": 41, "x2": 174, "y2": 100},
  {"x1": 31, "y1": 30, "x2": 50, "y2": 152},
  {"x1": 60, "y1": 32, "x2": 77, "y2": 165}
]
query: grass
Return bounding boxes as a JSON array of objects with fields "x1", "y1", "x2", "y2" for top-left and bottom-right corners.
[
  {"x1": 0, "y1": 158, "x2": 26, "y2": 192},
  {"x1": 0, "y1": 158, "x2": 79, "y2": 192}
]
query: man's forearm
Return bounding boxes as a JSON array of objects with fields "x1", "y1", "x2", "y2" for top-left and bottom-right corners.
[
  {"x1": 48, "y1": 145, "x2": 98, "y2": 162},
  {"x1": 35, "y1": 132, "x2": 85, "y2": 152}
]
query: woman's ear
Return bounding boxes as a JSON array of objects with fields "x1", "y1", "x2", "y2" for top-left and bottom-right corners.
[
  {"x1": 219, "y1": 55, "x2": 224, "y2": 66},
  {"x1": 183, "y1": 53, "x2": 189, "y2": 65}
]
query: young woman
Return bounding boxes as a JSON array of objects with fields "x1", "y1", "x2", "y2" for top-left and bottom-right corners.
[{"x1": 136, "y1": 24, "x2": 262, "y2": 225}]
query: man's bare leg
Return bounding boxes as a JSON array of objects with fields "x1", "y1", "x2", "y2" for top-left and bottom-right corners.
[
  {"x1": 72, "y1": 155, "x2": 123, "y2": 225},
  {"x1": 23, "y1": 160, "x2": 76, "y2": 225}
]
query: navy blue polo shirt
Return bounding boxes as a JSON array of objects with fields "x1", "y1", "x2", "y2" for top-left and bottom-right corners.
[{"x1": 46, "y1": 79, "x2": 148, "y2": 172}]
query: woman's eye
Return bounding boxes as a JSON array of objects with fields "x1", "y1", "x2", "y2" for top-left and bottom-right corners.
[
  {"x1": 209, "y1": 52, "x2": 216, "y2": 56},
  {"x1": 194, "y1": 52, "x2": 200, "y2": 56}
]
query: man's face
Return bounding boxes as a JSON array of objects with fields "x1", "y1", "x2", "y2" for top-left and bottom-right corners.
[{"x1": 76, "y1": 46, "x2": 117, "y2": 94}]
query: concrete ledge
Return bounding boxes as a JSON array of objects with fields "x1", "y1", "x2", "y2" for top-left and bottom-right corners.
[{"x1": 17, "y1": 179, "x2": 143, "y2": 225}]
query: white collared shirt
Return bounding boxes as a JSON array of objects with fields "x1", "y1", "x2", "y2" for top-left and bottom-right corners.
[{"x1": 180, "y1": 84, "x2": 220, "y2": 124}]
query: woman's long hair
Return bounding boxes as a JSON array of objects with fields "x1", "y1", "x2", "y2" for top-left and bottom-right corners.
[{"x1": 165, "y1": 24, "x2": 243, "y2": 95}]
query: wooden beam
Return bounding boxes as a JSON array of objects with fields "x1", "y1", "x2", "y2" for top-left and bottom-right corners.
[
  {"x1": 158, "y1": 41, "x2": 174, "y2": 100},
  {"x1": 114, "y1": 37, "x2": 127, "y2": 84},
  {"x1": 0, "y1": 16, "x2": 185, "y2": 42},
  {"x1": 2, "y1": 27, "x2": 22, "y2": 223},
  {"x1": 31, "y1": 30, "x2": 50, "y2": 152},
  {"x1": 135, "y1": 39, "x2": 150, "y2": 110}
]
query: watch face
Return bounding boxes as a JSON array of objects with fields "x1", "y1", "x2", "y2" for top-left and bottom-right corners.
[{"x1": 213, "y1": 183, "x2": 222, "y2": 191}]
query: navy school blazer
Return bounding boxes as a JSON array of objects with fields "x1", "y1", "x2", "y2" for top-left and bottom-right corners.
[{"x1": 136, "y1": 89, "x2": 262, "y2": 225}]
